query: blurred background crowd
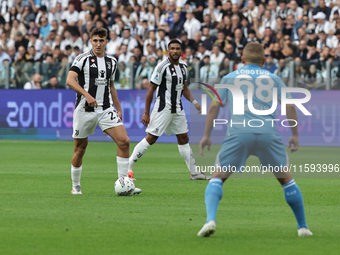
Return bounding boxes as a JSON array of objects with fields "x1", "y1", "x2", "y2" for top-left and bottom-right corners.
[{"x1": 1, "y1": 0, "x2": 340, "y2": 90}]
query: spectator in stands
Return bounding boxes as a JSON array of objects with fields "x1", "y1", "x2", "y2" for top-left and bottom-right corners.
[
  {"x1": 0, "y1": 32, "x2": 15, "y2": 52},
  {"x1": 298, "y1": 27, "x2": 308, "y2": 41},
  {"x1": 316, "y1": 30, "x2": 333, "y2": 52},
  {"x1": 201, "y1": 14, "x2": 214, "y2": 31},
  {"x1": 314, "y1": 12, "x2": 330, "y2": 35},
  {"x1": 27, "y1": 46, "x2": 40, "y2": 61},
  {"x1": 201, "y1": 27, "x2": 216, "y2": 51},
  {"x1": 247, "y1": 29, "x2": 260, "y2": 43},
  {"x1": 44, "y1": 76, "x2": 64, "y2": 89},
  {"x1": 307, "y1": 41, "x2": 321, "y2": 67},
  {"x1": 282, "y1": 35, "x2": 297, "y2": 58},
  {"x1": 243, "y1": 0, "x2": 258, "y2": 23},
  {"x1": 305, "y1": 64, "x2": 323, "y2": 89},
  {"x1": 106, "y1": 30, "x2": 121, "y2": 57},
  {"x1": 61, "y1": 3, "x2": 79, "y2": 27},
  {"x1": 121, "y1": 26, "x2": 138, "y2": 52},
  {"x1": 307, "y1": 29, "x2": 318, "y2": 47},
  {"x1": 86, "y1": 0, "x2": 100, "y2": 24},
  {"x1": 274, "y1": 58, "x2": 290, "y2": 85},
  {"x1": 10, "y1": 19, "x2": 27, "y2": 41},
  {"x1": 23, "y1": 60, "x2": 37, "y2": 84},
  {"x1": 185, "y1": 0, "x2": 205, "y2": 22},
  {"x1": 262, "y1": 9, "x2": 277, "y2": 32},
  {"x1": 35, "y1": 6, "x2": 53, "y2": 25},
  {"x1": 302, "y1": 1, "x2": 313, "y2": 20},
  {"x1": 196, "y1": 43, "x2": 211, "y2": 61},
  {"x1": 277, "y1": 0, "x2": 289, "y2": 22},
  {"x1": 200, "y1": 55, "x2": 219, "y2": 82},
  {"x1": 203, "y1": 0, "x2": 220, "y2": 23},
  {"x1": 155, "y1": 29, "x2": 169, "y2": 55},
  {"x1": 170, "y1": 12, "x2": 184, "y2": 38},
  {"x1": 219, "y1": 57, "x2": 230, "y2": 78},
  {"x1": 288, "y1": 0, "x2": 303, "y2": 20},
  {"x1": 4, "y1": 6, "x2": 21, "y2": 26},
  {"x1": 240, "y1": 16, "x2": 251, "y2": 39},
  {"x1": 14, "y1": 46, "x2": 29, "y2": 63},
  {"x1": 24, "y1": 73, "x2": 42, "y2": 90},
  {"x1": 297, "y1": 40, "x2": 308, "y2": 61},
  {"x1": 39, "y1": 17, "x2": 51, "y2": 40},
  {"x1": 231, "y1": 28, "x2": 247, "y2": 51},
  {"x1": 230, "y1": 14, "x2": 241, "y2": 39},
  {"x1": 154, "y1": 6, "x2": 165, "y2": 30},
  {"x1": 15, "y1": 31, "x2": 29, "y2": 51},
  {"x1": 39, "y1": 45, "x2": 50, "y2": 62},
  {"x1": 0, "y1": 46, "x2": 11, "y2": 67},
  {"x1": 261, "y1": 27, "x2": 276, "y2": 55},
  {"x1": 7, "y1": 46, "x2": 18, "y2": 63},
  {"x1": 225, "y1": 44, "x2": 237, "y2": 60},
  {"x1": 20, "y1": 6, "x2": 36, "y2": 30},
  {"x1": 218, "y1": 0, "x2": 232, "y2": 21},
  {"x1": 313, "y1": 0, "x2": 331, "y2": 20},
  {"x1": 263, "y1": 54, "x2": 278, "y2": 73},
  {"x1": 284, "y1": 14, "x2": 303, "y2": 42},
  {"x1": 271, "y1": 42, "x2": 285, "y2": 61},
  {"x1": 215, "y1": 30, "x2": 228, "y2": 53},
  {"x1": 184, "y1": 8, "x2": 201, "y2": 40},
  {"x1": 117, "y1": 44, "x2": 134, "y2": 64},
  {"x1": 210, "y1": 44, "x2": 225, "y2": 66}
]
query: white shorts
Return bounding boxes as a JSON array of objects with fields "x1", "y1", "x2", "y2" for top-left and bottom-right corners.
[
  {"x1": 72, "y1": 105, "x2": 123, "y2": 139},
  {"x1": 146, "y1": 109, "x2": 188, "y2": 136}
]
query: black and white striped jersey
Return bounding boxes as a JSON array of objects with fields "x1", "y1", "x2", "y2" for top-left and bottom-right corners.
[
  {"x1": 150, "y1": 57, "x2": 187, "y2": 113},
  {"x1": 70, "y1": 50, "x2": 118, "y2": 111}
]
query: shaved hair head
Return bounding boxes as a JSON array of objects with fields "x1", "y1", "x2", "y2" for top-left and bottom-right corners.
[{"x1": 242, "y1": 42, "x2": 265, "y2": 66}]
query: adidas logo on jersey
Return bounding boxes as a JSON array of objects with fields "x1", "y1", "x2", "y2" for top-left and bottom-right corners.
[
  {"x1": 172, "y1": 72, "x2": 177, "y2": 76},
  {"x1": 90, "y1": 63, "x2": 97, "y2": 68}
]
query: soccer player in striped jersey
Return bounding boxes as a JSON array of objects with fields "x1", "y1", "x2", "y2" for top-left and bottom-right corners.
[
  {"x1": 128, "y1": 39, "x2": 210, "y2": 180},
  {"x1": 197, "y1": 42, "x2": 312, "y2": 237},
  {"x1": 66, "y1": 28, "x2": 141, "y2": 195}
]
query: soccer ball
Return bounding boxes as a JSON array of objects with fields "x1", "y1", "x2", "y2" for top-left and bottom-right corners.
[{"x1": 114, "y1": 177, "x2": 135, "y2": 196}]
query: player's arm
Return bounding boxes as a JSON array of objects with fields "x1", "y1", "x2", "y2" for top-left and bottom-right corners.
[
  {"x1": 199, "y1": 101, "x2": 221, "y2": 156},
  {"x1": 66, "y1": 70, "x2": 98, "y2": 108},
  {"x1": 182, "y1": 81, "x2": 201, "y2": 114},
  {"x1": 110, "y1": 80, "x2": 123, "y2": 119},
  {"x1": 141, "y1": 83, "x2": 158, "y2": 127},
  {"x1": 286, "y1": 104, "x2": 299, "y2": 153}
]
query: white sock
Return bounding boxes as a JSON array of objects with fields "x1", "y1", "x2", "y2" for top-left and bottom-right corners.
[
  {"x1": 71, "y1": 165, "x2": 82, "y2": 187},
  {"x1": 178, "y1": 143, "x2": 197, "y2": 174},
  {"x1": 117, "y1": 156, "x2": 129, "y2": 178},
  {"x1": 128, "y1": 138, "x2": 150, "y2": 171}
]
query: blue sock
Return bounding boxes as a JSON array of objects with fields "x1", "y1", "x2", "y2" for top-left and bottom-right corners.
[
  {"x1": 282, "y1": 179, "x2": 308, "y2": 229},
  {"x1": 205, "y1": 178, "x2": 223, "y2": 223}
]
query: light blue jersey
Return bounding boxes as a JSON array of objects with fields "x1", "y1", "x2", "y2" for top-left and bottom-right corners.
[{"x1": 217, "y1": 64, "x2": 290, "y2": 136}]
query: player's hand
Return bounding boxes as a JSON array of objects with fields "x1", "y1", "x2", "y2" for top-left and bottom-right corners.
[
  {"x1": 288, "y1": 135, "x2": 299, "y2": 153},
  {"x1": 141, "y1": 113, "x2": 150, "y2": 127},
  {"x1": 85, "y1": 95, "x2": 98, "y2": 108},
  {"x1": 195, "y1": 103, "x2": 201, "y2": 114},
  {"x1": 116, "y1": 110, "x2": 122, "y2": 120},
  {"x1": 199, "y1": 136, "x2": 212, "y2": 156}
]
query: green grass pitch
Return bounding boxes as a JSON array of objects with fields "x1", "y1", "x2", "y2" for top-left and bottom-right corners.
[{"x1": 0, "y1": 140, "x2": 339, "y2": 255}]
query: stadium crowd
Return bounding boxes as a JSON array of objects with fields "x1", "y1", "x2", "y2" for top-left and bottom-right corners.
[{"x1": 1, "y1": 0, "x2": 340, "y2": 89}]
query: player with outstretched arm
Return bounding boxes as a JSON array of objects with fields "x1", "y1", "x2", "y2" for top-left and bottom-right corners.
[
  {"x1": 128, "y1": 39, "x2": 210, "y2": 180},
  {"x1": 66, "y1": 27, "x2": 141, "y2": 195},
  {"x1": 197, "y1": 42, "x2": 313, "y2": 237}
]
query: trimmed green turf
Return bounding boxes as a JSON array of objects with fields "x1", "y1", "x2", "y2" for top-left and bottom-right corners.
[{"x1": 0, "y1": 140, "x2": 339, "y2": 255}]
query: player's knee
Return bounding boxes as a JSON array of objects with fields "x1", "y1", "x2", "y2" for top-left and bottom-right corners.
[
  {"x1": 178, "y1": 135, "x2": 189, "y2": 145},
  {"x1": 118, "y1": 136, "x2": 130, "y2": 150},
  {"x1": 75, "y1": 147, "x2": 86, "y2": 157},
  {"x1": 146, "y1": 134, "x2": 158, "y2": 145}
]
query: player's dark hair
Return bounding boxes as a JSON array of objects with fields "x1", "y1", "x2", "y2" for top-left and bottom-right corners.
[
  {"x1": 90, "y1": 27, "x2": 107, "y2": 39},
  {"x1": 168, "y1": 39, "x2": 182, "y2": 49}
]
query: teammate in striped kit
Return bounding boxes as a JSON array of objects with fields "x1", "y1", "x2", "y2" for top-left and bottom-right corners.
[
  {"x1": 66, "y1": 28, "x2": 141, "y2": 195},
  {"x1": 128, "y1": 39, "x2": 210, "y2": 180}
]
